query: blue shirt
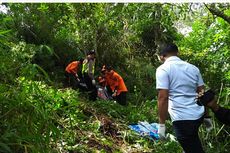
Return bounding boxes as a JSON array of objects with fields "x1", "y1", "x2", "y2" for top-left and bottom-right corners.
[{"x1": 156, "y1": 56, "x2": 205, "y2": 121}]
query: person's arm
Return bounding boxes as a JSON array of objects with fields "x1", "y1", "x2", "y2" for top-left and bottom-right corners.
[
  {"x1": 88, "y1": 60, "x2": 94, "y2": 79},
  {"x1": 197, "y1": 85, "x2": 210, "y2": 116},
  {"x1": 113, "y1": 75, "x2": 120, "y2": 95},
  {"x1": 196, "y1": 68, "x2": 208, "y2": 115},
  {"x1": 200, "y1": 94, "x2": 230, "y2": 126},
  {"x1": 70, "y1": 69, "x2": 77, "y2": 76},
  {"x1": 156, "y1": 67, "x2": 169, "y2": 139},
  {"x1": 156, "y1": 68, "x2": 169, "y2": 123},
  {"x1": 196, "y1": 69, "x2": 214, "y2": 131},
  {"x1": 196, "y1": 67, "x2": 205, "y2": 94},
  {"x1": 158, "y1": 89, "x2": 169, "y2": 124},
  {"x1": 197, "y1": 82, "x2": 210, "y2": 117}
]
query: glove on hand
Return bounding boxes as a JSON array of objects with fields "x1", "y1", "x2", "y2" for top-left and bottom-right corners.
[
  {"x1": 158, "y1": 124, "x2": 166, "y2": 139},
  {"x1": 92, "y1": 79, "x2": 96, "y2": 85},
  {"x1": 112, "y1": 90, "x2": 117, "y2": 97}
]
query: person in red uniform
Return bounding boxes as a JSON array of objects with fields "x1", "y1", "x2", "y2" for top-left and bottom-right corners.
[
  {"x1": 101, "y1": 65, "x2": 128, "y2": 106},
  {"x1": 65, "y1": 58, "x2": 84, "y2": 89}
]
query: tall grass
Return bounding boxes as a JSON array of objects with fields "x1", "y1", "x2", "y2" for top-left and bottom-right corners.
[{"x1": 200, "y1": 86, "x2": 230, "y2": 153}]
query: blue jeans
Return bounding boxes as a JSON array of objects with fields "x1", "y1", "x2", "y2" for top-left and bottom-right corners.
[{"x1": 173, "y1": 118, "x2": 205, "y2": 153}]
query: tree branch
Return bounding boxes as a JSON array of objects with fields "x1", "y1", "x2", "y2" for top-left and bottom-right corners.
[{"x1": 204, "y1": 3, "x2": 230, "y2": 24}]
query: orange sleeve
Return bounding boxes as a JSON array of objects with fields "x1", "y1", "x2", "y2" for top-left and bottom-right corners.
[{"x1": 65, "y1": 61, "x2": 78, "y2": 74}]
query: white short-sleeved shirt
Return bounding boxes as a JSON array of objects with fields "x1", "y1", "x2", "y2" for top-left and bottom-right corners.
[{"x1": 156, "y1": 56, "x2": 205, "y2": 122}]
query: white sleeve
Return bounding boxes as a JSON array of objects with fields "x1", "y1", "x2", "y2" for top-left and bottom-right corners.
[
  {"x1": 156, "y1": 67, "x2": 169, "y2": 89},
  {"x1": 197, "y1": 69, "x2": 204, "y2": 86}
]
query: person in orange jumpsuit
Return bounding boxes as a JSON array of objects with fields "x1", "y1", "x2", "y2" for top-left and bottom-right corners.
[
  {"x1": 65, "y1": 58, "x2": 84, "y2": 89},
  {"x1": 101, "y1": 65, "x2": 128, "y2": 106}
]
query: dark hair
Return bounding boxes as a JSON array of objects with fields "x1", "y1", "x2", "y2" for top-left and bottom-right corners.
[
  {"x1": 160, "y1": 44, "x2": 178, "y2": 56},
  {"x1": 79, "y1": 58, "x2": 84, "y2": 63},
  {"x1": 106, "y1": 65, "x2": 113, "y2": 71},
  {"x1": 87, "y1": 50, "x2": 96, "y2": 55},
  {"x1": 101, "y1": 65, "x2": 113, "y2": 72}
]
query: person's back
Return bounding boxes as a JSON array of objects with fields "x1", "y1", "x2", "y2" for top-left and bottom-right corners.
[
  {"x1": 156, "y1": 44, "x2": 205, "y2": 153},
  {"x1": 65, "y1": 59, "x2": 84, "y2": 89},
  {"x1": 105, "y1": 71, "x2": 127, "y2": 92},
  {"x1": 112, "y1": 71, "x2": 128, "y2": 95},
  {"x1": 157, "y1": 56, "x2": 204, "y2": 121},
  {"x1": 103, "y1": 67, "x2": 128, "y2": 106},
  {"x1": 65, "y1": 61, "x2": 79, "y2": 74}
]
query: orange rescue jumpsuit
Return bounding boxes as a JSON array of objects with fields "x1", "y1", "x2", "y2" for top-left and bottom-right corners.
[
  {"x1": 105, "y1": 70, "x2": 128, "y2": 96},
  {"x1": 65, "y1": 61, "x2": 80, "y2": 74}
]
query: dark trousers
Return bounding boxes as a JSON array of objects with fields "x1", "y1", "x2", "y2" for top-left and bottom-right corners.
[
  {"x1": 65, "y1": 72, "x2": 79, "y2": 90},
  {"x1": 115, "y1": 92, "x2": 127, "y2": 106},
  {"x1": 214, "y1": 106, "x2": 230, "y2": 125},
  {"x1": 83, "y1": 73, "x2": 97, "y2": 101},
  {"x1": 173, "y1": 118, "x2": 205, "y2": 153},
  {"x1": 106, "y1": 86, "x2": 113, "y2": 97}
]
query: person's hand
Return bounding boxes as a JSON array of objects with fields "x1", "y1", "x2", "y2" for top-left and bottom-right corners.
[
  {"x1": 196, "y1": 89, "x2": 215, "y2": 106},
  {"x1": 203, "y1": 117, "x2": 213, "y2": 132},
  {"x1": 158, "y1": 124, "x2": 166, "y2": 139},
  {"x1": 92, "y1": 79, "x2": 96, "y2": 85},
  {"x1": 112, "y1": 91, "x2": 117, "y2": 97},
  {"x1": 76, "y1": 77, "x2": 80, "y2": 82},
  {"x1": 196, "y1": 89, "x2": 205, "y2": 99},
  {"x1": 74, "y1": 74, "x2": 80, "y2": 81}
]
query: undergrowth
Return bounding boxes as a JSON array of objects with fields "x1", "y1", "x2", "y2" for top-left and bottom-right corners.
[{"x1": 0, "y1": 76, "x2": 183, "y2": 153}]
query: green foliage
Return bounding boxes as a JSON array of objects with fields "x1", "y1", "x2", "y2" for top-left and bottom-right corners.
[
  {"x1": 6, "y1": 3, "x2": 181, "y2": 98},
  {"x1": 0, "y1": 3, "x2": 230, "y2": 153},
  {"x1": 178, "y1": 12, "x2": 230, "y2": 105},
  {"x1": 177, "y1": 8, "x2": 230, "y2": 153}
]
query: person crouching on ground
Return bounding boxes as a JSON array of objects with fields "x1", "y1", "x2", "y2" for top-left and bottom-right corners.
[
  {"x1": 102, "y1": 65, "x2": 128, "y2": 106},
  {"x1": 65, "y1": 58, "x2": 84, "y2": 89}
]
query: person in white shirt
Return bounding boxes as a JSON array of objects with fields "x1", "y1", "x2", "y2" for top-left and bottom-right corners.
[{"x1": 156, "y1": 44, "x2": 212, "y2": 153}]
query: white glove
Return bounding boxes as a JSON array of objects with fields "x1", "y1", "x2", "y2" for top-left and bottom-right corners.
[
  {"x1": 203, "y1": 117, "x2": 213, "y2": 132},
  {"x1": 75, "y1": 74, "x2": 80, "y2": 82},
  {"x1": 158, "y1": 124, "x2": 166, "y2": 139},
  {"x1": 92, "y1": 79, "x2": 96, "y2": 85},
  {"x1": 112, "y1": 90, "x2": 117, "y2": 97}
]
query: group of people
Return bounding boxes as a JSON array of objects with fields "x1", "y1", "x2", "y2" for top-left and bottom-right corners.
[
  {"x1": 65, "y1": 50, "x2": 128, "y2": 105},
  {"x1": 65, "y1": 44, "x2": 229, "y2": 153}
]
